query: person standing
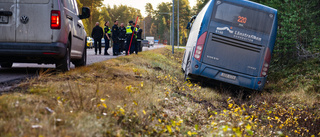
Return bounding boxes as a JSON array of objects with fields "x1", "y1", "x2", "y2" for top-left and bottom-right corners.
[
  {"x1": 131, "y1": 23, "x2": 138, "y2": 54},
  {"x1": 91, "y1": 22, "x2": 103, "y2": 55},
  {"x1": 125, "y1": 21, "x2": 135, "y2": 55},
  {"x1": 104, "y1": 21, "x2": 111, "y2": 55},
  {"x1": 119, "y1": 23, "x2": 126, "y2": 54},
  {"x1": 136, "y1": 25, "x2": 143, "y2": 52},
  {"x1": 112, "y1": 20, "x2": 120, "y2": 56}
]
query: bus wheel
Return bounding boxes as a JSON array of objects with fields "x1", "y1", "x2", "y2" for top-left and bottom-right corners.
[{"x1": 184, "y1": 59, "x2": 192, "y2": 81}]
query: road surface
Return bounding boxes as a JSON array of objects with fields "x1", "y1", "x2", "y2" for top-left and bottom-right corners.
[{"x1": 0, "y1": 45, "x2": 164, "y2": 85}]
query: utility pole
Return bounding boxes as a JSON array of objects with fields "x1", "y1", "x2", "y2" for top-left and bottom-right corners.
[
  {"x1": 177, "y1": 0, "x2": 179, "y2": 49},
  {"x1": 172, "y1": 0, "x2": 175, "y2": 54}
]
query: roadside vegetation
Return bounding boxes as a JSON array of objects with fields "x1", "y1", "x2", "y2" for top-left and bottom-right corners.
[{"x1": 0, "y1": 47, "x2": 319, "y2": 136}]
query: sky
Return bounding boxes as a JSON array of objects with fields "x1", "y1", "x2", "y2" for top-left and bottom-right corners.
[{"x1": 103, "y1": 0, "x2": 197, "y2": 17}]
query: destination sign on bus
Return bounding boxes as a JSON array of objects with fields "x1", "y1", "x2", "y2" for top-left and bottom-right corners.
[
  {"x1": 237, "y1": 16, "x2": 247, "y2": 24},
  {"x1": 213, "y1": 2, "x2": 274, "y2": 34}
]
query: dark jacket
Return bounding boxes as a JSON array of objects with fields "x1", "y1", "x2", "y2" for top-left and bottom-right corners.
[
  {"x1": 137, "y1": 28, "x2": 143, "y2": 39},
  {"x1": 112, "y1": 24, "x2": 119, "y2": 42},
  {"x1": 91, "y1": 25, "x2": 103, "y2": 39},
  {"x1": 119, "y1": 26, "x2": 126, "y2": 39}
]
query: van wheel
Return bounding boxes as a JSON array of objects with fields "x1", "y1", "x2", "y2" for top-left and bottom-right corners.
[
  {"x1": 0, "y1": 62, "x2": 13, "y2": 68},
  {"x1": 56, "y1": 41, "x2": 71, "y2": 72},
  {"x1": 74, "y1": 46, "x2": 87, "y2": 67}
]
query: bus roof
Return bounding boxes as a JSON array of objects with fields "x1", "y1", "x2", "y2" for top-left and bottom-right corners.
[{"x1": 225, "y1": 0, "x2": 277, "y2": 14}]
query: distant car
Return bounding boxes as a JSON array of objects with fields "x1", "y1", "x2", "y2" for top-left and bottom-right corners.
[
  {"x1": 154, "y1": 40, "x2": 159, "y2": 45},
  {"x1": 146, "y1": 37, "x2": 154, "y2": 47},
  {"x1": 141, "y1": 40, "x2": 149, "y2": 48},
  {"x1": 101, "y1": 38, "x2": 105, "y2": 47},
  {"x1": 0, "y1": 0, "x2": 90, "y2": 71},
  {"x1": 87, "y1": 37, "x2": 94, "y2": 49}
]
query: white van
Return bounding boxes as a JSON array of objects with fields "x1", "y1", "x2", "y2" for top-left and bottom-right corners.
[{"x1": 0, "y1": 0, "x2": 90, "y2": 71}]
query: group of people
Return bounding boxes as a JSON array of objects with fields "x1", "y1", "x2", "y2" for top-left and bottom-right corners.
[{"x1": 91, "y1": 20, "x2": 143, "y2": 56}]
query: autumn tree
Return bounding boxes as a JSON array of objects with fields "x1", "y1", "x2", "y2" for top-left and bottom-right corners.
[
  {"x1": 251, "y1": 0, "x2": 320, "y2": 63},
  {"x1": 77, "y1": 0, "x2": 104, "y2": 35},
  {"x1": 192, "y1": 0, "x2": 209, "y2": 15}
]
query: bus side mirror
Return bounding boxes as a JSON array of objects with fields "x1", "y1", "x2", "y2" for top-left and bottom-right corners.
[
  {"x1": 186, "y1": 22, "x2": 191, "y2": 29},
  {"x1": 79, "y1": 7, "x2": 90, "y2": 19}
]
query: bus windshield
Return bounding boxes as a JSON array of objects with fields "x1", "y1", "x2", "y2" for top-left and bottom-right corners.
[{"x1": 213, "y1": 2, "x2": 274, "y2": 34}]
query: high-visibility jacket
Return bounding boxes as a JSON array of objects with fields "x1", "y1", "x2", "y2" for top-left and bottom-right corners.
[
  {"x1": 104, "y1": 26, "x2": 111, "y2": 35},
  {"x1": 126, "y1": 25, "x2": 133, "y2": 34},
  {"x1": 135, "y1": 27, "x2": 138, "y2": 38}
]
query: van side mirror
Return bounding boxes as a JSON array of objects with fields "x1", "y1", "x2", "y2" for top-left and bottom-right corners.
[
  {"x1": 186, "y1": 22, "x2": 191, "y2": 29},
  {"x1": 79, "y1": 7, "x2": 90, "y2": 19},
  {"x1": 186, "y1": 15, "x2": 196, "y2": 29}
]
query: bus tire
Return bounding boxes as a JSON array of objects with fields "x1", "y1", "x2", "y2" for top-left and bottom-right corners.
[{"x1": 184, "y1": 57, "x2": 192, "y2": 81}]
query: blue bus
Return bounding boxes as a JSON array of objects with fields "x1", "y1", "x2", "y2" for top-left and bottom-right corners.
[{"x1": 182, "y1": 0, "x2": 278, "y2": 91}]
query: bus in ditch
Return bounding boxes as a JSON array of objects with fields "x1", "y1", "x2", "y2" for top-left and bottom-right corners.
[{"x1": 182, "y1": 0, "x2": 278, "y2": 91}]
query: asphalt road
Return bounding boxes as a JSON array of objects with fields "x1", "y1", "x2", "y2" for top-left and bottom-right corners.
[{"x1": 0, "y1": 44, "x2": 164, "y2": 85}]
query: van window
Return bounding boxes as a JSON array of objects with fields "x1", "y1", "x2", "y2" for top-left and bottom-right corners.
[
  {"x1": 73, "y1": 0, "x2": 79, "y2": 15},
  {"x1": 63, "y1": 0, "x2": 77, "y2": 13},
  {"x1": 213, "y1": 2, "x2": 274, "y2": 34},
  {"x1": 18, "y1": 0, "x2": 50, "y2": 4}
]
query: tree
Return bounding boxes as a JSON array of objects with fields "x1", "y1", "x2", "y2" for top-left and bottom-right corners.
[
  {"x1": 143, "y1": 1, "x2": 191, "y2": 45},
  {"x1": 77, "y1": 0, "x2": 104, "y2": 35},
  {"x1": 251, "y1": 0, "x2": 320, "y2": 63},
  {"x1": 192, "y1": 0, "x2": 209, "y2": 14},
  {"x1": 145, "y1": 3, "x2": 154, "y2": 16},
  {"x1": 102, "y1": 5, "x2": 143, "y2": 27},
  {"x1": 175, "y1": 0, "x2": 191, "y2": 45}
]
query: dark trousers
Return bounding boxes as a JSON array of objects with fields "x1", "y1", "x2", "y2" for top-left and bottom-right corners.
[
  {"x1": 94, "y1": 38, "x2": 102, "y2": 54},
  {"x1": 130, "y1": 38, "x2": 137, "y2": 54},
  {"x1": 132, "y1": 39, "x2": 139, "y2": 54},
  {"x1": 137, "y1": 40, "x2": 142, "y2": 52},
  {"x1": 113, "y1": 40, "x2": 119, "y2": 55},
  {"x1": 104, "y1": 35, "x2": 110, "y2": 55},
  {"x1": 119, "y1": 40, "x2": 125, "y2": 52},
  {"x1": 126, "y1": 35, "x2": 132, "y2": 55}
]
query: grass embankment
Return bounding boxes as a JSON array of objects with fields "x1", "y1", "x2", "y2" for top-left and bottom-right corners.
[{"x1": 0, "y1": 47, "x2": 320, "y2": 136}]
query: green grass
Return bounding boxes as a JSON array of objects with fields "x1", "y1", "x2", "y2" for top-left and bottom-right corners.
[{"x1": 0, "y1": 47, "x2": 319, "y2": 136}]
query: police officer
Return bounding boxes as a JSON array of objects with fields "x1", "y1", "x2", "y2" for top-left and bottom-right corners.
[
  {"x1": 132, "y1": 23, "x2": 138, "y2": 54},
  {"x1": 119, "y1": 23, "x2": 126, "y2": 54},
  {"x1": 112, "y1": 20, "x2": 120, "y2": 56},
  {"x1": 136, "y1": 25, "x2": 143, "y2": 52},
  {"x1": 104, "y1": 21, "x2": 111, "y2": 55},
  {"x1": 125, "y1": 21, "x2": 135, "y2": 55}
]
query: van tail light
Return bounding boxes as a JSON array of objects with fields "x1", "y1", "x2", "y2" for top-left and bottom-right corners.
[
  {"x1": 260, "y1": 48, "x2": 271, "y2": 77},
  {"x1": 51, "y1": 10, "x2": 61, "y2": 29},
  {"x1": 194, "y1": 31, "x2": 207, "y2": 61}
]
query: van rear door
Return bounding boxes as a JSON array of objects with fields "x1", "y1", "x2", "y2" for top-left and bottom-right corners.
[
  {"x1": 16, "y1": 0, "x2": 52, "y2": 43},
  {"x1": 0, "y1": 0, "x2": 16, "y2": 42}
]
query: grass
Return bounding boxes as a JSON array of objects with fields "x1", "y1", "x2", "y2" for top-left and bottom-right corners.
[{"x1": 0, "y1": 47, "x2": 319, "y2": 136}]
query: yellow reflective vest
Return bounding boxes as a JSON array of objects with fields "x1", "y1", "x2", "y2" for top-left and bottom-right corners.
[
  {"x1": 126, "y1": 26, "x2": 132, "y2": 34},
  {"x1": 104, "y1": 26, "x2": 111, "y2": 34},
  {"x1": 135, "y1": 27, "x2": 138, "y2": 38}
]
